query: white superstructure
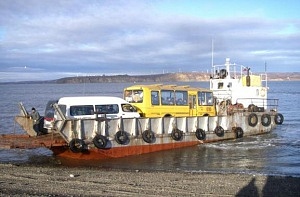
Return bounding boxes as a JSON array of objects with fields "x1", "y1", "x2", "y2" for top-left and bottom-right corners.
[{"x1": 210, "y1": 58, "x2": 268, "y2": 113}]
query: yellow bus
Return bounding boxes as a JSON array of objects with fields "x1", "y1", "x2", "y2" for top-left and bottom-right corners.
[{"x1": 123, "y1": 84, "x2": 216, "y2": 118}]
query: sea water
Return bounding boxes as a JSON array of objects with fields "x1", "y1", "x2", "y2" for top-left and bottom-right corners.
[{"x1": 0, "y1": 81, "x2": 299, "y2": 177}]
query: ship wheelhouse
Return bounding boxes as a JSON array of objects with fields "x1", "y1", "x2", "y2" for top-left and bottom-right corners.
[{"x1": 210, "y1": 58, "x2": 269, "y2": 113}]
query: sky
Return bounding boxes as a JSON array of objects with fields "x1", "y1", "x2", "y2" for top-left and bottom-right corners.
[{"x1": 0, "y1": 0, "x2": 299, "y2": 82}]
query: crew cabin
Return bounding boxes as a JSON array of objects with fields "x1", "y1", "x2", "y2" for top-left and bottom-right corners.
[{"x1": 210, "y1": 58, "x2": 268, "y2": 111}]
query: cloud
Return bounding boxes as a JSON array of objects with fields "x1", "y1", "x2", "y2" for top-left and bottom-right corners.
[{"x1": 0, "y1": 0, "x2": 299, "y2": 82}]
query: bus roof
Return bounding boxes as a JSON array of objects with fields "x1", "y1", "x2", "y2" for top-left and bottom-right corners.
[
  {"x1": 124, "y1": 84, "x2": 211, "y2": 92},
  {"x1": 58, "y1": 96, "x2": 129, "y2": 105}
]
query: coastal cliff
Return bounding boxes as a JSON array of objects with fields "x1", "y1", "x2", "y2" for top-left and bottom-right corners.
[
  {"x1": 55, "y1": 72, "x2": 211, "y2": 84},
  {"x1": 54, "y1": 72, "x2": 300, "y2": 84}
]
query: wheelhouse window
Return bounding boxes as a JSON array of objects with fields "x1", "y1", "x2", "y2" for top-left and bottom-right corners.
[
  {"x1": 218, "y1": 82, "x2": 224, "y2": 89},
  {"x1": 95, "y1": 104, "x2": 119, "y2": 114},
  {"x1": 124, "y1": 90, "x2": 143, "y2": 103},
  {"x1": 70, "y1": 105, "x2": 94, "y2": 116},
  {"x1": 198, "y1": 92, "x2": 214, "y2": 106},
  {"x1": 151, "y1": 91, "x2": 159, "y2": 105}
]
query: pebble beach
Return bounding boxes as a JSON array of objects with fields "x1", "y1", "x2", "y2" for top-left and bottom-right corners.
[{"x1": 0, "y1": 163, "x2": 299, "y2": 196}]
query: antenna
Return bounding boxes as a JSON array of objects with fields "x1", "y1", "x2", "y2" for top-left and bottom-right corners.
[
  {"x1": 265, "y1": 61, "x2": 267, "y2": 73},
  {"x1": 211, "y1": 38, "x2": 214, "y2": 68}
]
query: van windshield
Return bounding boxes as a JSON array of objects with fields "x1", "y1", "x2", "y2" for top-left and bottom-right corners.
[
  {"x1": 95, "y1": 104, "x2": 119, "y2": 114},
  {"x1": 121, "y1": 104, "x2": 137, "y2": 112},
  {"x1": 70, "y1": 105, "x2": 94, "y2": 116}
]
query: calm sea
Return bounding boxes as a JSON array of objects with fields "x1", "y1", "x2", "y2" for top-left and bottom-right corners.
[{"x1": 0, "y1": 81, "x2": 299, "y2": 177}]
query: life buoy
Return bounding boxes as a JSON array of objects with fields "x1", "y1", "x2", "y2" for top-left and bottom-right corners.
[
  {"x1": 261, "y1": 114, "x2": 271, "y2": 127},
  {"x1": 171, "y1": 128, "x2": 183, "y2": 141},
  {"x1": 274, "y1": 113, "x2": 284, "y2": 125},
  {"x1": 142, "y1": 130, "x2": 155, "y2": 143},
  {"x1": 234, "y1": 127, "x2": 244, "y2": 138},
  {"x1": 248, "y1": 113, "x2": 258, "y2": 127},
  {"x1": 214, "y1": 126, "x2": 224, "y2": 137},
  {"x1": 93, "y1": 134, "x2": 108, "y2": 149},
  {"x1": 115, "y1": 130, "x2": 129, "y2": 145},
  {"x1": 69, "y1": 138, "x2": 85, "y2": 153},
  {"x1": 195, "y1": 128, "x2": 206, "y2": 140}
]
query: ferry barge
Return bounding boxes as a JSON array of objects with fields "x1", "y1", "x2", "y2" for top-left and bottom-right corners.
[{"x1": 8, "y1": 58, "x2": 284, "y2": 160}]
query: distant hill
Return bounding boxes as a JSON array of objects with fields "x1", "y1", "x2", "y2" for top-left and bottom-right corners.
[
  {"x1": 2, "y1": 72, "x2": 300, "y2": 84},
  {"x1": 54, "y1": 72, "x2": 300, "y2": 84},
  {"x1": 54, "y1": 72, "x2": 210, "y2": 84}
]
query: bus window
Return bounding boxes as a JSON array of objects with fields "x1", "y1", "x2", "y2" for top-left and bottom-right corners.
[
  {"x1": 133, "y1": 90, "x2": 143, "y2": 103},
  {"x1": 198, "y1": 92, "x2": 206, "y2": 105},
  {"x1": 161, "y1": 90, "x2": 175, "y2": 105},
  {"x1": 124, "y1": 90, "x2": 143, "y2": 103},
  {"x1": 151, "y1": 91, "x2": 159, "y2": 105},
  {"x1": 198, "y1": 92, "x2": 214, "y2": 106},
  {"x1": 70, "y1": 105, "x2": 94, "y2": 116},
  {"x1": 124, "y1": 90, "x2": 133, "y2": 102},
  {"x1": 207, "y1": 92, "x2": 213, "y2": 105},
  {"x1": 175, "y1": 90, "x2": 188, "y2": 105}
]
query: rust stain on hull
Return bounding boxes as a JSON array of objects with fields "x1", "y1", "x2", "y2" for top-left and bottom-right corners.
[{"x1": 51, "y1": 141, "x2": 201, "y2": 160}]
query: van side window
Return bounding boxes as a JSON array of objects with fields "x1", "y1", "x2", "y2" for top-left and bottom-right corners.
[
  {"x1": 70, "y1": 105, "x2": 94, "y2": 116},
  {"x1": 95, "y1": 104, "x2": 119, "y2": 114}
]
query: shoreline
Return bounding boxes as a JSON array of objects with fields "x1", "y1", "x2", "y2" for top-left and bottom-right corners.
[{"x1": 0, "y1": 163, "x2": 299, "y2": 196}]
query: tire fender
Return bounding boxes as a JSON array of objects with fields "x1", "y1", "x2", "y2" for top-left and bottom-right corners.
[
  {"x1": 115, "y1": 130, "x2": 129, "y2": 145},
  {"x1": 93, "y1": 134, "x2": 108, "y2": 149},
  {"x1": 69, "y1": 138, "x2": 85, "y2": 153},
  {"x1": 142, "y1": 130, "x2": 155, "y2": 143},
  {"x1": 171, "y1": 128, "x2": 183, "y2": 141},
  {"x1": 195, "y1": 128, "x2": 206, "y2": 140},
  {"x1": 248, "y1": 113, "x2": 258, "y2": 127},
  {"x1": 214, "y1": 126, "x2": 224, "y2": 137},
  {"x1": 261, "y1": 114, "x2": 271, "y2": 127},
  {"x1": 274, "y1": 113, "x2": 284, "y2": 125},
  {"x1": 234, "y1": 127, "x2": 244, "y2": 138}
]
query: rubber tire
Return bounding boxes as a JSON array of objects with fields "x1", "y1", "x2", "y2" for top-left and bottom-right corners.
[
  {"x1": 69, "y1": 138, "x2": 85, "y2": 153},
  {"x1": 274, "y1": 113, "x2": 284, "y2": 125},
  {"x1": 115, "y1": 130, "x2": 129, "y2": 145},
  {"x1": 142, "y1": 130, "x2": 155, "y2": 143},
  {"x1": 261, "y1": 114, "x2": 271, "y2": 127},
  {"x1": 235, "y1": 127, "x2": 244, "y2": 138},
  {"x1": 195, "y1": 128, "x2": 206, "y2": 140},
  {"x1": 214, "y1": 126, "x2": 224, "y2": 137},
  {"x1": 93, "y1": 134, "x2": 108, "y2": 149},
  {"x1": 171, "y1": 129, "x2": 183, "y2": 141},
  {"x1": 248, "y1": 113, "x2": 258, "y2": 127}
]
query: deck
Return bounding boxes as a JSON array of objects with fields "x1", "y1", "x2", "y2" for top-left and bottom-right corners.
[{"x1": 0, "y1": 133, "x2": 67, "y2": 149}]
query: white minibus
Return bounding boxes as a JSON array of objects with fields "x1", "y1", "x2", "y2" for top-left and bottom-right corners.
[{"x1": 57, "y1": 96, "x2": 140, "y2": 119}]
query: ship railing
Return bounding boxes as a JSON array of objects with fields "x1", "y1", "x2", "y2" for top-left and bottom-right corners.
[
  {"x1": 236, "y1": 98, "x2": 279, "y2": 111},
  {"x1": 211, "y1": 63, "x2": 253, "y2": 80}
]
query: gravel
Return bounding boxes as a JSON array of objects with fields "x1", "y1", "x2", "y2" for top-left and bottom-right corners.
[{"x1": 0, "y1": 163, "x2": 299, "y2": 196}]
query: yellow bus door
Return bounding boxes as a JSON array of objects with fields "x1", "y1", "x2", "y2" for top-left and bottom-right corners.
[{"x1": 189, "y1": 94, "x2": 197, "y2": 116}]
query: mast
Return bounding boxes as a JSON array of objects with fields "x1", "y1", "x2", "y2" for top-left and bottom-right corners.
[{"x1": 211, "y1": 38, "x2": 214, "y2": 69}]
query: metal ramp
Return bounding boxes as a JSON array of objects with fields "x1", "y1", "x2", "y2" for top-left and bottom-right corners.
[{"x1": 0, "y1": 133, "x2": 67, "y2": 149}]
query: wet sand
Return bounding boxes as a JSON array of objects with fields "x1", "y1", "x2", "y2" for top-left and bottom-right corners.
[{"x1": 0, "y1": 163, "x2": 299, "y2": 196}]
